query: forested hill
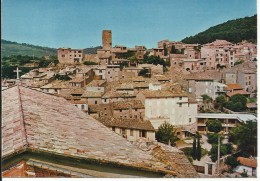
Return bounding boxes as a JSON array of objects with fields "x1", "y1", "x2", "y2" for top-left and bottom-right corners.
[
  {"x1": 1, "y1": 39, "x2": 101, "y2": 57},
  {"x1": 181, "y1": 15, "x2": 257, "y2": 44},
  {"x1": 1, "y1": 40, "x2": 57, "y2": 57}
]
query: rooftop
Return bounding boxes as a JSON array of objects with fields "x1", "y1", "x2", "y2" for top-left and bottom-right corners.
[
  {"x1": 237, "y1": 157, "x2": 257, "y2": 168},
  {"x1": 196, "y1": 113, "x2": 257, "y2": 123}
]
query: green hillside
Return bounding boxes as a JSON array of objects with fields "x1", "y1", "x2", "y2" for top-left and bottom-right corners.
[
  {"x1": 182, "y1": 15, "x2": 257, "y2": 44},
  {"x1": 1, "y1": 40, "x2": 57, "y2": 58}
]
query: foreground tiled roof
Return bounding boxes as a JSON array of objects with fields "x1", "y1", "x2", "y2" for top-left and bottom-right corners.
[
  {"x1": 2, "y1": 86, "x2": 198, "y2": 177},
  {"x1": 237, "y1": 157, "x2": 257, "y2": 168},
  {"x1": 98, "y1": 117, "x2": 155, "y2": 131}
]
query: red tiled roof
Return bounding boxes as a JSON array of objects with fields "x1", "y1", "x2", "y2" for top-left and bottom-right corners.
[
  {"x1": 237, "y1": 157, "x2": 257, "y2": 168},
  {"x1": 225, "y1": 84, "x2": 243, "y2": 91},
  {"x1": 226, "y1": 90, "x2": 250, "y2": 97}
]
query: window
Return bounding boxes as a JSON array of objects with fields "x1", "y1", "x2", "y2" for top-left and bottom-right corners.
[
  {"x1": 95, "y1": 100, "x2": 97, "y2": 104},
  {"x1": 112, "y1": 127, "x2": 115, "y2": 131},
  {"x1": 189, "y1": 118, "x2": 192, "y2": 123},
  {"x1": 78, "y1": 51, "x2": 81, "y2": 53},
  {"x1": 179, "y1": 103, "x2": 182, "y2": 107},
  {"x1": 62, "y1": 55, "x2": 65, "y2": 57},
  {"x1": 120, "y1": 109, "x2": 122, "y2": 112},
  {"x1": 130, "y1": 129, "x2": 133, "y2": 136},
  {"x1": 104, "y1": 98, "x2": 107, "y2": 102},
  {"x1": 179, "y1": 97, "x2": 182, "y2": 100},
  {"x1": 108, "y1": 71, "x2": 110, "y2": 74},
  {"x1": 104, "y1": 108, "x2": 107, "y2": 110},
  {"x1": 81, "y1": 105, "x2": 84, "y2": 109},
  {"x1": 99, "y1": 70, "x2": 102, "y2": 73},
  {"x1": 122, "y1": 128, "x2": 126, "y2": 135},
  {"x1": 135, "y1": 108, "x2": 138, "y2": 111},
  {"x1": 139, "y1": 130, "x2": 146, "y2": 138}
]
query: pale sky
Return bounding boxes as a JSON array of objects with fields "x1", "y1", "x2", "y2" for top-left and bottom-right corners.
[{"x1": 2, "y1": 0, "x2": 257, "y2": 49}]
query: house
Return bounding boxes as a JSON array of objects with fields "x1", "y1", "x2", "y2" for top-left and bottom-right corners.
[
  {"x1": 2, "y1": 85, "x2": 198, "y2": 178},
  {"x1": 81, "y1": 91, "x2": 104, "y2": 105},
  {"x1": 98, "y1": 117, "x2": 155, "y2": 142},
  {"x1": 101, "y1": 91, "x2": 136, "y2": 104},
  {"x1": 225, "y1": 84, "x2": 250, "y2": 98},
  {"x1": 69, "y1": 99, "x2": 88, "y2": 113},
  {"x1": 186, "y1": 77, "x2": 225, "y2": 100},
  {"x1": 58, "y1": 48, "x2": 84, "y2": 64},
  {"x1": 233, "y1": 157, "x2": 257, "y2": 176},
  {"x1": 88, "y1": 100, "x2": 144, "y2": 120},
  {"x1": 196, "y1": 113, "x2": 257, "y2": 134},
  {"x1": 85, "y1": 80, "x2": 107, "y2": 92},
  {"x1": 136, "y1": 90, "x2": 198, "y2": 129},
  {"x1": 40, "y1": 80, "x2": 70, "y2": 94}
]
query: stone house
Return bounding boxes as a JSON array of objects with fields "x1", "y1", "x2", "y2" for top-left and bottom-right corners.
[
  {"x1": 98, "y1": 117, "x2": 155, "y2": 142},
  {"x1": 81, "y1": 91, "x2": 104, "y2": 105},
  {"x1": 101, "y1": 91, "x2": 137, "y2": 104},
  {"x1": 85, "y1": 80, "x2": 107, "y2": 92},
  {"x1": 186, "y1": 77, "x2": 226, "y2": 100},
  {"x1": 237, "y1": 70, "x2": 257, "y2": 93},
  {"x1": 69, "y1": 99, "x2": 88, "y2": 113},
  {"x1": 58, "y1": 48, "x2": 84, "y2": 64},
  {"x1": 40, "y1": 80, "x2": 70, "y2": 94},
  {"x1": 136, "y1": 90, "x2": 198, "y2": 129}
]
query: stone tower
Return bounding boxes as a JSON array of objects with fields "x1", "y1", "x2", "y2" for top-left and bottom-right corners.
[{"x1": 102, "y1": 30, "x2": 112, "y2": 49}]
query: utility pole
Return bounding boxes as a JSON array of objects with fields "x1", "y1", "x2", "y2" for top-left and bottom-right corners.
[{"x1": 217, "y1": 134, "x2": 220, "y2": 175}]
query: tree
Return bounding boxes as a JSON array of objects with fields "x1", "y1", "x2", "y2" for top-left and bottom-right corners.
[
  {"x1": 229, "y1": 120, "x2": 257, "y2": 156},
  {"x1": 201, "y1": 94, "x2": 213, "y2": 103},
  {"x1": 209, "y1": 143, "x2": 232, "y2": 162},
  {"x1": 214, "y1": 95, "x2": 226, "y2": 111},
  {"x1": 207, "y1": 133, "x2": 220, "y2": 144},
  {"x1": 196, "y1": 132, "x2": 201, "y2": 161},
  {"x1": 206, "y1": 119, "x2": 222, "y2": 133},
  {"x1": 192, "y1": 135, "x2": 197, "y2": 160},
  {"x1": 225, "y1": 94, "x2": 247, "y2": 112},
  {"x1": 155, "y1": 122, "x2": 179, "y2": 146},
  {"x1": 225, "y1": 156, "x2": 240, "y2": 171}
]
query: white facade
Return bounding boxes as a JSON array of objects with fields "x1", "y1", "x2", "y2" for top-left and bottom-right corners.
[
  {"x1": 144, "y1": 96, "x2": 197, "y2": 129},
  {"x1": 149, "y1": 83, "x2": 162, "y2": 90},
  {"x1": 112, "y1": 127, "x2": 155, "y2": 142},
  {"x1": 233, "y1": 165, "x2": 255, "y2": 176}
]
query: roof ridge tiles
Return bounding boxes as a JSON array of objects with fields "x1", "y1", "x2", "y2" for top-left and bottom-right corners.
[{"x1": 17, "y1": 86, "x2": 29, "y2": 148}]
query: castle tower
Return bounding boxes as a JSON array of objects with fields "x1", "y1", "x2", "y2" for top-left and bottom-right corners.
[{"x1": 102, "y1": 30, "x2": 112, "y2": 49}]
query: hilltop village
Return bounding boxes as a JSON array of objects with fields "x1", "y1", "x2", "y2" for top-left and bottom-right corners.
[{"x1": 2, "y1": 30, "x2": 257, "y2": 178}]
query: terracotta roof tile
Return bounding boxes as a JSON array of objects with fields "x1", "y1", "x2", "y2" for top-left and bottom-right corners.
[
  {"x1": 237, "y1": 157, "x2": 257, "y2": 168},
  {"x1": 112, "y1": 100, "x2": 144, "y2": 110},
  {"x1": 225, "y1": 84, "x2": 243, "y2": 91}
]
